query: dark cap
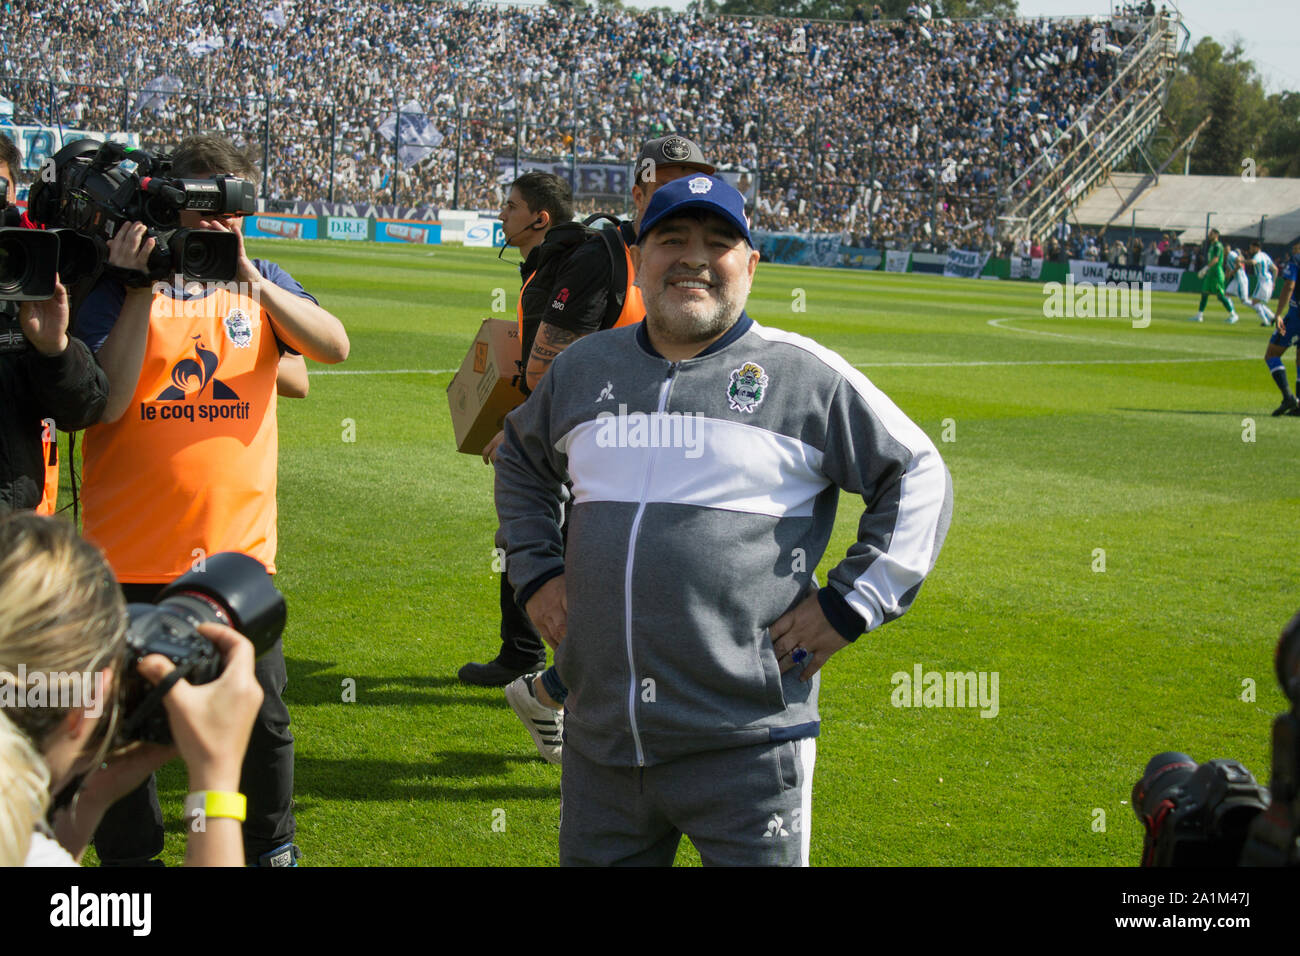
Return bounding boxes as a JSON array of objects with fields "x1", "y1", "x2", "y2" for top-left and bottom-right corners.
[
  {"x1": 635, "y1": 135, "x2": 716, "y2": 177},
  {"x1": 636, "y1": 173, "x2": 753, "y2": 248}
]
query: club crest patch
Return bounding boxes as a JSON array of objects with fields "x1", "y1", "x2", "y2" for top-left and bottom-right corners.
[
  {"x1": 688, "y1": 176, "x2": 712, "y2": 195},
  {"x1": 223, "y1": 308, "x2": 254, "y2": 349},
  {"x1": 727, "y1": 362, "x2": 769, "y2": 413}
]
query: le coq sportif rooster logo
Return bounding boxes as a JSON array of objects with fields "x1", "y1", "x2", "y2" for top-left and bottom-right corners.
[{"x1": 156, "y1": 336, "x2": 240, "y2": 401}]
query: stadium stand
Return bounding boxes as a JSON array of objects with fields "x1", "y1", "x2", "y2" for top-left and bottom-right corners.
[{"x1": 0, "y1": 0, "x2": 1176, "y2": 250}]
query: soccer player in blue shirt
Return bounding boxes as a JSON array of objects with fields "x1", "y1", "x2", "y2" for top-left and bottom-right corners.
[{"x1": 1264, "y1": 242, "x2": 1300, "y2": 416}]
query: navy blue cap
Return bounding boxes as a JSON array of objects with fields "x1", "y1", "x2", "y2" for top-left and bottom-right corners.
[{"x1": 636, "y1": 174, "x2": 753, "y2": 248}]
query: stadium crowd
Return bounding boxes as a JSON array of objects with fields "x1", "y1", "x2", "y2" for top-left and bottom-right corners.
[
  {"x1": 1, "y1": 0, "x2": 1156, "y2": 248},
  {"x1": 1011, "y1": 225, "x2": 1206, "y2": 267}
]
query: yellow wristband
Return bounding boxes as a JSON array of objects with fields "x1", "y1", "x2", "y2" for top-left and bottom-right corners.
[{"x1": 184, "y1": 790, "x2": 247, "y2": 823}]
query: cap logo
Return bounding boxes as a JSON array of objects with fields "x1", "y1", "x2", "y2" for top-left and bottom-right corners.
[
  {"x1": 688, "y1": 176, "x2": 712, "y2": 195},
  {"x1": 662, "y1": 137, "x2": 691, "y2": 161}
]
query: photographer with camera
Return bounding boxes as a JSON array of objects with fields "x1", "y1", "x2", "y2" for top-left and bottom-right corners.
[
  {"x1": 0, "y1": 133, "x2": 109, "y2": 516},
  {"x1": 73, "y1": 134, "x2": 349, "y2": 867},
  {"x1": 0, "y1": 513, "x2": 263, "y2": 867}
]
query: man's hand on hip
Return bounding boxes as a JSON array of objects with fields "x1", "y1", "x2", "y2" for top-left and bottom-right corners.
[
  {"x1": 769, "y1": 591, "x2": 851, "y2": 682},
  {"x1": 525, "y1": 574, "x2": 567, "y2": 649}
]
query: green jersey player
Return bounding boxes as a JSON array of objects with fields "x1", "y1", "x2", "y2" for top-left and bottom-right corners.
[{"x1": 1189, "y1": 229, "x2": 1240, "y2": 324}]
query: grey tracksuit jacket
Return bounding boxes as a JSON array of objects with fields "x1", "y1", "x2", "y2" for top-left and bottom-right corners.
[{"x1": 495, "y1": 313, "x2": 952, "y2": 768}]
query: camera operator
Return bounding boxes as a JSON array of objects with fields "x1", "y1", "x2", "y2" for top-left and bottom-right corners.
[
  {"x1": 0, "y1": 512, "x2": 263, "y2": 867},
  {"x1": 73, "y1": 133, "x2": 349, "y2": 867},
  {"x1": 0, "y1": 134, "x2": 109, "y2": 516}
]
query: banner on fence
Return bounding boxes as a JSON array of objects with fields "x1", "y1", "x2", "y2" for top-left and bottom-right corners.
[
  {"x1": 376, "y1": 220, "x2": 442, "y2": 244},
  {"x1": 0, "y1": 123, "x2": 140, "y2": 173},
  {"x1": 326, "y1": 216, "x2": 368, "y2": 241},
  {"x1": 244, "y1": 213, "x2": 318, "y2": 240},
  {"x1": 752, "y1": 230, "x2": 843, "y2": 268},
  {"x1": 288, "y1": 200, "x2": 440, "y2": 222},
  {"x1": 1068, "y1": 260, "x2": 1185, "y2": 292},
  {"x1": 839, "y1": 246, "x2": 882, "y2": 270},
  {"x1": 884, "y1": 250, "x2": 911, "y2": 273},
  {"x1": 464, "y1": 220, "x2": 505, "y2": 248},
  {"x1": 943, "y1": 248, "x2": 992, "y2": 279},
  {"x1": 494, "y1": 157, "x2": 757, "y2": 204},
  {"x1": 1009, "y1": 256, "x2": 1044, "y2": 280}
]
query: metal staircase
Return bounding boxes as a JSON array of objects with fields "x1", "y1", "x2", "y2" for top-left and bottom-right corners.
[{"x1": 998, "y1": 11, "x2": 1185, "y2": 243}]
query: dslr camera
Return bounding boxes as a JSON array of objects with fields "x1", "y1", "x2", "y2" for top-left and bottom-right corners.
[
  {"x1": 1133, "y1": 608, "x2": 1300, "y2": 866},
  {"x1": 25, "y1": 137, "x2": 257, "y2": 288},
  {"x1": 117, "y1": 552, "x2": 286, "y2": 746}
]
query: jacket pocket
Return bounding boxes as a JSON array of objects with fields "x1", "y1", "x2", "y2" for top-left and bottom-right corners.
[{"x1": 757, "y1": 627, "x2": 788, "y2": 711}]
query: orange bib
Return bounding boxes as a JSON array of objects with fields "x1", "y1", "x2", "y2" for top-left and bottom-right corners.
[{"x1": 82, "y1": 284, "x2": 280, "y2": 582}]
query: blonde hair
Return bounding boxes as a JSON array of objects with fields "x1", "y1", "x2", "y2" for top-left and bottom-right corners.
[
  {"x1": 0, "y1": 712, "x2": 49, "y2": 866},
  {"x1": 0, "y1": 513, "x2": 126, "y2": 755}
]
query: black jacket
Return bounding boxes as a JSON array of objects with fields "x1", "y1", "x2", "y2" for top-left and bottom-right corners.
[
  {"x1": 0, "y1": 303, "x2": 109, "y2": 514},
  {"x1": 516, "y1": 221, "x2": 596, "y2": 395}
]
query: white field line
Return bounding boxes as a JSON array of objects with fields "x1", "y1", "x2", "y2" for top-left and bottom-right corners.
[
  {"x1": 986, "y1": 317, "x2": 1256, "y2": 358},
  {"x1": 310, "y1": 357, "x2": 1252, "y2": 376},
  {"x1": 313, "y1": 368, "x2": 460, "y2": 375},
  {"x1": 307, "y1": 319, "x2": 1260, "y2": 376}
]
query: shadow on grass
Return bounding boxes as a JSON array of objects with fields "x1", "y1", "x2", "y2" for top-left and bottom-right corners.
[
  {"x1": 156, "y1": 754, "x2": 558, "y2": 832},
  {"x1": 285, "y1": 658, "x2": 513, "y2": 708},
  {"x1": 161, "y1": 753, "x2": 557, "y2": 807}
]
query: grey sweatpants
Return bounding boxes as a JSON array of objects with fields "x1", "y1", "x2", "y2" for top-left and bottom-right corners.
[{"x1": 559, "y1": 738, "x2": 816, "y2": 866}]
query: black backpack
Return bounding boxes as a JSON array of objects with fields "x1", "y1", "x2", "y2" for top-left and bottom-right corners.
[
  {"x1": 579, "y1": 213, "x2": 633, "y2": 331},
  {"x1": 528, "y1": 213, "x2": 631, "y2": 332}
]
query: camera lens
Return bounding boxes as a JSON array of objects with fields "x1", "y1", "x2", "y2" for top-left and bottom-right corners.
[
  {"x1": 184, "y1": 239, "x2": 212, "y2": 272},
  {"x1": 0, "y1": 228, "x2": 58, "y2": 299},
  {"x1": 171, "y1": 229, "x2": 237, "y2": 282},
  {"x1": 0, "y1": 234, "x2": 28, "y2": 296}
]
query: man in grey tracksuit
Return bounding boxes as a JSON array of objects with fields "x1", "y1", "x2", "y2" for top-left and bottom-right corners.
[{"x1": 494, "y1": 174, "x2": 952, "y2": 866}]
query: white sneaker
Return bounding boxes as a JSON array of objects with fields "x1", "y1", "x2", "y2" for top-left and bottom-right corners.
[
  {"x1": 1226, "y1": 313, "x2": 1239, "y2": 325},
  {"x1": 1188, "y1": 315, "x2": 1203, "y2": 322},
  {"x1": 505, "y1": 673, "x2": 563, "y2": 764}
]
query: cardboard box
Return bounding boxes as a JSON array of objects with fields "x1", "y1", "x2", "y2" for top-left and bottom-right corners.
[{"x1": 447, "y1": 319, "x2": 524, "y2": 455}]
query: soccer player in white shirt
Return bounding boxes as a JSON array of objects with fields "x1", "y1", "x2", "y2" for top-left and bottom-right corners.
[
  {"x1": 1223, "y1": 246, "x2": 1252, "y2": 308},
  {"x1": 1247, "y1": 240, "x2": 1279, "y2": 326}
]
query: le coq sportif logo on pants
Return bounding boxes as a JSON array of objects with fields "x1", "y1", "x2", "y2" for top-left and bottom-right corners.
[{"x1": 157, "y1": 336, "x2": 240, "y2": 401}]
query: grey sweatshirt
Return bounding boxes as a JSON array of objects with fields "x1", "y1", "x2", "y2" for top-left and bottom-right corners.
[{"x1": 495, "y1": 313, "x2": 952, "y2": 767}]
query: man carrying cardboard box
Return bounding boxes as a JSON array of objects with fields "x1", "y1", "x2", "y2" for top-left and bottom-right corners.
[{"x1": 458, "y1": 171, "x2": 578, "y2": 687}]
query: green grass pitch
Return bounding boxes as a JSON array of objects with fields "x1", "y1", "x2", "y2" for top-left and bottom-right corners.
[{"x1": 86, "y1": 238, "x2": 1292, "y2": 866}]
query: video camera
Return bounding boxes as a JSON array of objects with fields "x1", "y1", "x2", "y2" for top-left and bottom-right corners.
[
  {"x1": 0, "y1": 176, "x2": 97, "y2": 301},
  {"x1": 116, "y1": 552, "x2": 286, "y2": 746},
  {"x1": 1133, "y1": 609, "x2": 1300, "y2": 866},
  {"x1": 17, "y1": 137, "x2": 257, "y2": 292}
]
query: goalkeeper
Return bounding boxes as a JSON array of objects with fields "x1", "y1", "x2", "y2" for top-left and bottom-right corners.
[{"x1": 1188, "y1": 228, "x2": 1240, "y2": 324}]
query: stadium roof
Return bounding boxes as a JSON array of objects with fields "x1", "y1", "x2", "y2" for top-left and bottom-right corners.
[{"x1": 1073, "y1": 171, "x2": 1300, "y2": 243}]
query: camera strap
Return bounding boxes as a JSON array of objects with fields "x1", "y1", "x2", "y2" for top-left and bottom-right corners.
[{"x1": 118, "y1": 657, "x2": 202, "y2": 741}]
